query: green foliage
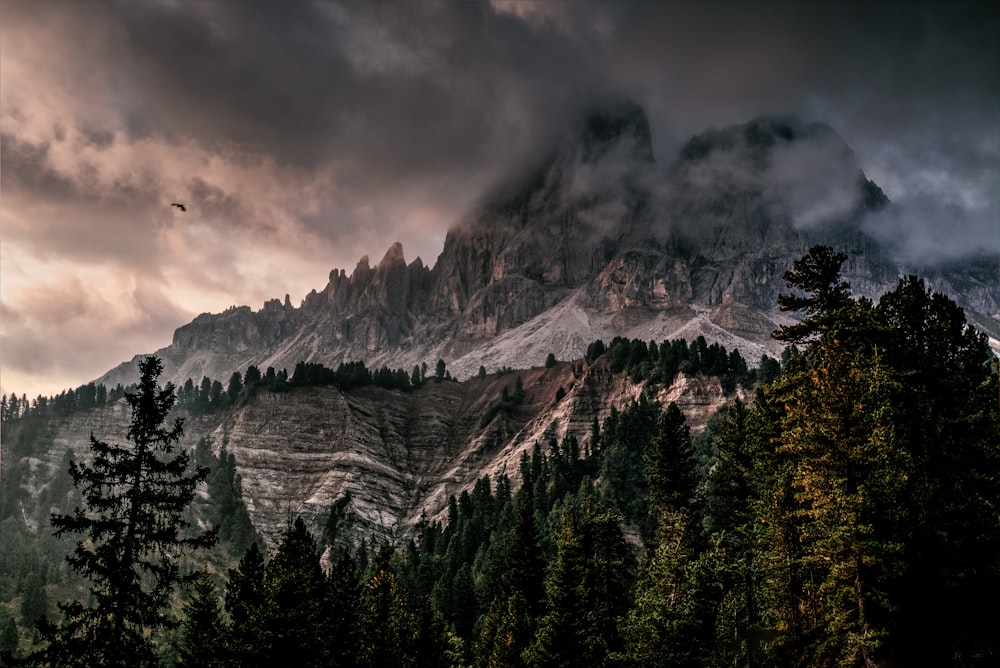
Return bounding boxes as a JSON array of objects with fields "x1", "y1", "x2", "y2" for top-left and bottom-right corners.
[
  {"x1": 477, "y1": 591, "x2": 532, "y2": 668},
  {"x1": 524, "y1": 495, "x2": 633, "y2": 667},
  {"x1": 0, "y1": 613, "x2": 20, "y2": 665},
  {"x1": 622, "y1": 510, "x2": 716, "y2": 668},
  {"x1": 175, "y1": 359, "x2": 421, "y2": 412},
  {"x1": 193, "y1": 439, "x2": 259, "y2": 555},
  {"x1": 34, "y1": 356, "x2": 217, "y2": 667},
  {"x1": 226, "y1": 371, "x2": 242, "y2": 405},
  {"x1": 752, "y1": 260, "x2": 1000, "y2": 666},
  {"x1": 326, "y1": 547, "x2": 364, "y2": 666},
  {"x1": 224, "y1": 542, "x2": 269, "y2": 663},
  {"x1": 646, "y1": 403, "x2": 697, "y2": 517},
  {"x1": 875, "y1": 275, "x2": 1000, "y2": 665},
  {"x1": 361, "y1": 548, "x2": 421, "y2": 667},
  {"x1": 584, "y1": 335, "x2": 759, "y2": 393},
  {"x1": 773, "y1": 244, "x2": 853, "y2": 343},
  {"x1": 479, "y1": 380, "x2": 528, "y2": 427},
  {"x1": 760, "y1": 327, "x2": 908, "y2": 665},
  {"x1": 244, "y1": 364, "x2": 262, "y2": 387},
  {"x1": 1, "y1": 382, "x2": 110, "y2": 424},
  {"x1": 263, "y1": 518, "x2": 331, "y2": 667},
  {"x1": 176, "y1": 573, "x2": 227, "y2": 667},
  {"x1": 593, "y1": 398, "x2": 660, "y2": 541}
]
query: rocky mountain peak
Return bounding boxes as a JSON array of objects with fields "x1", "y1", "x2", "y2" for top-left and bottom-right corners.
[
  {"x1": 428, "y1": 99, "x2": 658, "y2": 320},
  {"x1": 678, "y1": 115, "x2": 832, "y2": 164},
  {"x1": 672, "y1": 115, "x2": 885, "y2": 234},
  {"x1": 473, "y1": 98, "x2": 654, "y2": 219},
  {"x1": 95, "y1": 105, "x2": 999, "y2": 395},
  {"x1": 380, "y1": 241, "x2": 406, "y2": 267},
  {"x1": 576, "y1": 98, "x2": 654, "y2": 164},
  {"x1": 352, "y1": 255, "x2": 372, "y2": 280}
]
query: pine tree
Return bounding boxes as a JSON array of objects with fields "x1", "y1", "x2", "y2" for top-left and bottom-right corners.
[
  {"x1": 0, "y1": 614, "x2": 20, "y2": 664},
  {"x1": 757, "y1": 255, "x2": 944, "y2": 665},
  {"x1": 524, "y1": 496, "x2": 632, "y2": 667},
  {"x1": 224, "y1": 542, "x2": 270, "y2": 665},
  {"x1": 20, "y1": 566, "x2": 50, "y2": 631},
  {"x1": 773, "y1": 245, "x2": 852, "y2": 344},
  {"x1": 876, "y1": 276, "x2": 1000, "y2": 665},
  {"x1": 176, "y1": 573, "x2": 227, "y2": 668},
  {"x1": 226, "y1": 371, "x2": 242, "y2": 405},
  {"x1": 623, "y1": 403, "x2": 718, "y2": 667},
  {"x1": 244, "y1": 365, "x2": 262, "y2": 387},
  {"x1": 703, "y1": 399, "x2": 763, "y2": 666},
  {"x1": 505, "y1": 493, "x2": 546, "y2": 617},
  {"x1": 646, "y1": 402, "x2": 697, "y2": 519},
  {"x1": 37, "y1": 356, "x2": 216, "y2": 667},
  {"x1": 325, "y1": 548, "x2": 364, "y2": 667},
  {"x1": 622, "y1": 510, "x2": 714, "y2": 668},
  {"x1": 263, "y1": 518, "x2": 330, "y2": 667},
  {"x1": 362, "y1": 549, "x2": 418, "y2": 667},
  {"x1": 200, "y1": 376, "x2": 213, "y2": 411},
  {"x1": 478, "y1": 591, "x2": 533, "y2": 668},
  {"x1": 762, "y1": 328, "x2": 908, "y2": 666}
]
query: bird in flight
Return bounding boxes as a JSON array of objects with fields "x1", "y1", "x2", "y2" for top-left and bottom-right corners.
[{"x1": 171, "y1": 202, "x2": 186, "y2": 212}]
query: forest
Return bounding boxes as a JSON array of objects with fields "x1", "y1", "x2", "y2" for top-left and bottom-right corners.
[{"x1": 1, "y1": 247, "x2": 998, "y2": 667}]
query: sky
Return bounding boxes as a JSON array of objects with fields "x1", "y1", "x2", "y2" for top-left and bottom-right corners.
[{"x1": 2, "y1": 0, "x2": 998, "y2": 399}]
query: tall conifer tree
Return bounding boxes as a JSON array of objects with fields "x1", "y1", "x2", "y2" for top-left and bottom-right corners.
[
  {"x1": 176, "y1": 573, "x2": 227, "y2": 668},
  {"x1": 224, "y1": 542, "x2": 270, "y2": 665},
  {"x1": 37, "y1": 356, "x2": 216, "y2": 667}
]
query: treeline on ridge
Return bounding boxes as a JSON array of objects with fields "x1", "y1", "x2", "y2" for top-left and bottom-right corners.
[{"x1": 2, "y1": 324, "x2": 778, "y2": 425}]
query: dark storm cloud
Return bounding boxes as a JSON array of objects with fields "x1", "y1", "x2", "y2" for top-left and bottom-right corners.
[
  {"x1": 598, "y1": 1, "x2": 1000, "y2": 260},
  {"x1": 2, "y1": 0, "x2": 625, "y2": 279},
  {"x1": 54, "y1": 1, "x2": 612, "y2": 184},
  {"x1": 2, "y1": 0, "x2": 997, "y2": 397},
  {"x1": 9, "y1": 1, "x2": 995, "y2": 250}
]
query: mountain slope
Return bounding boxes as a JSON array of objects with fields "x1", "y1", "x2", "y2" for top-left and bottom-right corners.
[{"x1": 11, "y1": 359, "x2": 743, "y2": 549}]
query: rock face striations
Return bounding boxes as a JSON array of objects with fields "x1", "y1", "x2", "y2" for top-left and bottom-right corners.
[
  {"x1": 14, "y1": 359, "x2": 743, "y2": 549},
  {"x1": 98, "y1": 103, "x2": 999, "y2": 393}
]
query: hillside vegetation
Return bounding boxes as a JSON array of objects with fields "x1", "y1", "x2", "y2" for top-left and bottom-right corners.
[{"x1": 1, "y1": 248, "x2": 998, "y2": 666}]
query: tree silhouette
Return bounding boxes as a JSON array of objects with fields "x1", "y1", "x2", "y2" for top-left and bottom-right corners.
[{"x1": 37, "y1": 356, "x2": 216, "y2": 666}]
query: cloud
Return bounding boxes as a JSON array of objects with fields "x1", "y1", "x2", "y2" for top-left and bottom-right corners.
[
  {"x1": 864, "y1": 191, "x2": 1000, "y2": 263},
  {"x1": 1, "y1": 0, "x2": 997, "y2": 396},
  {"x1": 0, "y1": 267, "x2": 191, "y2": 399},
  {"x1": 665, "y1": 118, "x2": 868, "y2": 233},
  {"x1": 766, "y1": 132, "x2": 866, "y2": 229}
]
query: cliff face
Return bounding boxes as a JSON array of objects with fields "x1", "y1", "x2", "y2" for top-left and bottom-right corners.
[
  {"x1": 97, "y1": 105, "x2": 997, "y2": 394},
  {"x1": 14, "y1": 360, "x2": 742, "y2": 550}
]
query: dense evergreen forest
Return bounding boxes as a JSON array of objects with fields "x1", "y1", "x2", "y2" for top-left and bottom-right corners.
[{"x1": 2, "y1": 247, "x2": 998, "y2": 666}]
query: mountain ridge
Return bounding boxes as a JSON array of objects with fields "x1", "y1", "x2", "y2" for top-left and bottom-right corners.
[{"x1": 94, "y1": 104, "x2": 1000, "y2": 392}]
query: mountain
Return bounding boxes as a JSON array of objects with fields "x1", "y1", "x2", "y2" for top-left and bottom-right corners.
[
  {"x1": 14, "y1": 102, "x2": 1000, "y2": 547},
  {"x1": 96, "y1": 102, "x2": 999, "y2": 393}
]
